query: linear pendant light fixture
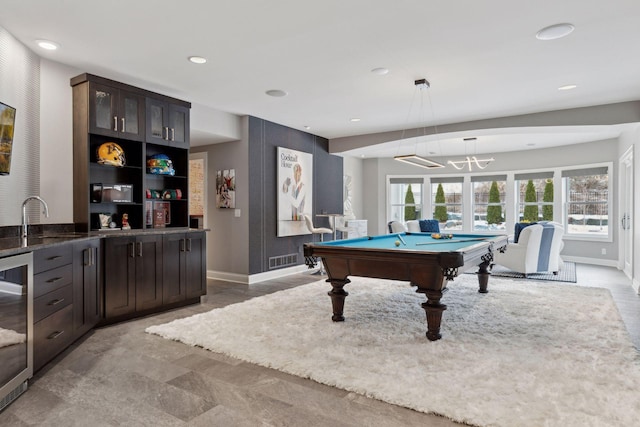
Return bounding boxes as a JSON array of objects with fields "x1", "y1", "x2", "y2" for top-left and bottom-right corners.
[
  {"x1": 394, "y1": 79, "x2": 445, "y2": 169},
  {"x1": 395, "y1": 154, "x2": 446, "y2": 168}
]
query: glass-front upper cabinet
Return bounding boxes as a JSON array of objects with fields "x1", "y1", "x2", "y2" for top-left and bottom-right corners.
[
  {"x1": 89, "y1": 82, "x2": 145, "y2": 142},
  {"x1": 168, "y1": 104, "x2": 189, "y2": 148},
  {"x1": 146, "y1": 98, "x2": 189, "y2": 148}
]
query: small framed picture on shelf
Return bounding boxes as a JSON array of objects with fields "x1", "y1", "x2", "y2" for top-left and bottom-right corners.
[{"x1": 153, "y1": 201, "x2": 171, "y2": 228}]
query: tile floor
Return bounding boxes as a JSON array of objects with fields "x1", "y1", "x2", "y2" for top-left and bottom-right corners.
[{"x1": 1, "y1": 264, "x2": 639, "y2": 426}]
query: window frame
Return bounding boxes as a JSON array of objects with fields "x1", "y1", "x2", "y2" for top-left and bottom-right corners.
[
  {"x1": 431, "y1": 177, "x2": 464, "y2": 231},
  {"x1": 561, "y1": 163, "x2": 612, "y2": 242},
  {"x1": 471, "y1": 175, "x2": 507, "y2": 232},
  {"x1": 514, "y1": 171, "x2": 555, "y2": 224},
  {"x1": 386, "y1": 176, "x2": 424, "y2": 225}
]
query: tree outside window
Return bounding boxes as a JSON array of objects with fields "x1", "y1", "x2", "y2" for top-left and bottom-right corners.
[
  {"x1": 404, "y1": 184, "x2": 417, "y2": 220},
  {"x1": 432, "y1": 181, "x2": 462, "y2": 230},
  {"x1": 523, "y1": 180, "x2": 539, "y2": 222},
  {"x1": 542, "y1": 180, "x2": 553, "y2": 221},
  {"x1": 473, "y1": 178, "x2": 506, "y2": 231},
  {"x1": 517, "y1": 174, "x2": 553, "y2": 223},
  {"x1": 388, "y1": 179, "x2": 423, "y2": 223},
  {"x1": 434, "y1": 184, "x2": 447, "y2": 222},
  {"x1": 486, "y1": 181, "x2": 503, "y2": 224}
]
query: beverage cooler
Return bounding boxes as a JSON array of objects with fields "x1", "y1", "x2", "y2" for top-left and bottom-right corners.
[{"x1": 0, "y1": 252, "x2": 33, "y2": 411}]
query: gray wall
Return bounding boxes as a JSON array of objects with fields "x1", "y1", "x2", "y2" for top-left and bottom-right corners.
[
  {"x1": 191, "y1": 126, "x2": 249, "y2": 276},
  {"x1": 192, "y1": 116, "x2": 343, "y2": 278},
  {"x1": 248, "y1": 116, "x2": 342, "y2": 275}
]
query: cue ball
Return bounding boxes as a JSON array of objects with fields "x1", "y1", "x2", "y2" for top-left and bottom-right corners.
[{"x1": 395, "y1": 240, "x2": 400, "y2": 246}]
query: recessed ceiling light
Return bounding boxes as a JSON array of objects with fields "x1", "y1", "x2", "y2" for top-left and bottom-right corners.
[
  {"x1": 36, "y1": 39, "x2": 59, "y2": 50},
  {"x1": 371, "y1": 67, "x2": 389, "y2": 75},
  {"x1": 350, "y1": 118, "x2": 361, "y2": 122},
  {"x1": 265, "y1": 89, "x2": 288, "y2": 97},
  {"x1": 188, "y1": 56, "x2": 207, "y2": 64},
  {"x1": 536, "y1": 23, "x2": 575, "y2": 40},
  {"x1": 558, "y1": 84, "x2": 577, "y2": 91},
  {"x1": 304, "y1": 126, "x2": 311, "y2": 130},
  {"x1": 526, "y1": 143, "x2": 536, "y2": 147}
]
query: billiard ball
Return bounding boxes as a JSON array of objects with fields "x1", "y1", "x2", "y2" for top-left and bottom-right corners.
[{"x1": 395, "y1": 240, "x2": 401, "y2": 246}]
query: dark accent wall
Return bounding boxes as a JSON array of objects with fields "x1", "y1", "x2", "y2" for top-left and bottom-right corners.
[{"x1": 248, "y1": 116, "x2": 343, "y2": 275}]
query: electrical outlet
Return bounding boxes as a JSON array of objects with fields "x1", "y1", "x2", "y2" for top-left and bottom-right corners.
[{"x1": 601, "y1": 248, "x2": 607, "y2": 255}]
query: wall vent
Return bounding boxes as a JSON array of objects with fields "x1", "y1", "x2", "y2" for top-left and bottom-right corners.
[{"x1": 268, "y1": 253, "x2": 298, "y2": 269}]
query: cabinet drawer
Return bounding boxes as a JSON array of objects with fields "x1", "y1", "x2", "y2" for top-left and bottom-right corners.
[
  {"x1": 34, "y1": 264, "x2": 73, "y2": 298},
  {"x1": 34, "y1": 304, "x2": 74, "y2": 371},
  {"x1": 34, "y1": 245, "x2": 73, "y2": 274},
  {"x1": 34, "y1": 284, "x2": 73, "y2": 324}
]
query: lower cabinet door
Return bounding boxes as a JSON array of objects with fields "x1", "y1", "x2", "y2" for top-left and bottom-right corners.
[
  {"x1": 162, "y1": 233, "x2": 186, "y2": 304},
  {"x1": 185, "y1": 232, "x2": 206, "y2": 299},
  {"x1": 73, "y1": 239, "x2": 102, "y2": 338},
  {"x1": 34, "y1": 304, "x2": 74, "y2": 371},
  {"x1": 103, "y1": 237, "x2": 136, "y2": 318},
  {"x1": 134, "y1": 234, "x2": 163, "y2": 311}
]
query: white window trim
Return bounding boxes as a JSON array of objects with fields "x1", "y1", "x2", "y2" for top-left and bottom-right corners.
[
  {"x1": 386, "y1": 175, "x2": 425, "y2": 225},
  {"x1": 561, "y1": 162, "x2": 613, "y2": 243}
]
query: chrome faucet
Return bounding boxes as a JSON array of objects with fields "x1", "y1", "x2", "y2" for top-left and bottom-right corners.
[{"x1": 21, "y1": 196, "x2": 49, "y2": 239}]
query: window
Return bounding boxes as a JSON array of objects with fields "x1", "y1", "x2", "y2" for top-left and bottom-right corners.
[
  {"x1": 432, "y1": 177, "x2": 463, "y2": 231},
  {"x1": 563, "y1": 166, "x2": 609, "y2": 237},
  {"x1": 515, "y1": 172, "x2": 554, "y2": 223},
  {"x1": 388, "y1": 177, "x2": 423, "y2": 223},
  {"x1": 472, "y1": 175, "x2": 506, "y2": 231}
]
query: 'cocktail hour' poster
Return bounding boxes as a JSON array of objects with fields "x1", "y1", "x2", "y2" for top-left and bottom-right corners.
[{"x1": 277, "y1": 147, "x2": 312, "y2": 237}]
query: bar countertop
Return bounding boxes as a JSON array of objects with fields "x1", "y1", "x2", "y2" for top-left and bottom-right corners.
[{"x1": 0, "y1": 227, "x2": 207, "y2": 258}]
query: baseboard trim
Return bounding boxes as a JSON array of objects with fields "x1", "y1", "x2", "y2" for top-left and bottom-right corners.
[
  {"x1": 208, "y1": 264, "x2": 311, "y2": 285},
  {"x1": 563, "y1": 256, "x2": 619, "y2": 268}
]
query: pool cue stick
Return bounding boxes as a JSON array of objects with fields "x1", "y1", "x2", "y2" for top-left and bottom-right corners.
[
  {"x1": 397, "y1": 234, "x2": 407, "y2": 246},
  {"x1": 415, "y1": 237, "x2": 488, "y2": 246}
]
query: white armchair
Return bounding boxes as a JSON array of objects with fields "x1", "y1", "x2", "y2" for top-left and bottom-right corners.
[
  {"x1": 493, "y1": 222, "x2": 564, "y2": 276},
  {"x1": 405, "y1": 220, "x2": 422, "y2": 233},
  {"x1": 388, "y1": 221, "x2": 407, "y2": 233}
]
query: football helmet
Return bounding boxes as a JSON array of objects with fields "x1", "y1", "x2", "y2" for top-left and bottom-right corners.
[
  {"x1": 147, "y1": 154, "x2": 175, "y2": 176},
  {"x1": 97, "y1": 142, "x2": 126, "y2": 167}
]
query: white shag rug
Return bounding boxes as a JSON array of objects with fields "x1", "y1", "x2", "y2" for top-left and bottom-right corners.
[
  {"x1": 146, "y1": 275, "x2": 640, "y2": 427},
  {"x1": 0, "y1": 327, "x2": 26, "y2": 349}
]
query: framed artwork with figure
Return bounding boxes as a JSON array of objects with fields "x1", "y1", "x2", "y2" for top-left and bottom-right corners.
[
  {"x1": 277, "y1": 147, "x2": 313, "y2": 237},
  {"x1": 216, "y1": 169, "x2": 235, "y2": 208}
]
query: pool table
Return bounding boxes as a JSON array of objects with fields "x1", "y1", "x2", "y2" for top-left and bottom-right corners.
[{"x1": 303, "y1": 232, "x2": 508, "y2": 341}]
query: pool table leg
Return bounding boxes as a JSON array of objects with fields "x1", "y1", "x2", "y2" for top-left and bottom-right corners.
[
  {"x1": 476, "y1": 257, "x2": 492, "y2": 293},
  {"x1": 421, "y1": 290, "x2": 447, "y2": 341},
  {"x1": 328, "y1": 278, "x2": 351, "y2": 322}
]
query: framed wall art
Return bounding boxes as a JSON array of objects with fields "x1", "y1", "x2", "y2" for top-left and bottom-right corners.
[
  {"x1": 216, "y1": 168, "x2": 235, "y2": 208},
  {"x1": 277, "y1": 147, "x2": 313, "y2": 237}
]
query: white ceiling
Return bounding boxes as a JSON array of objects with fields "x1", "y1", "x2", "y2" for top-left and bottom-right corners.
[{"x1": 2, "y1": 0, "x2": 640, "y2": 157}]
